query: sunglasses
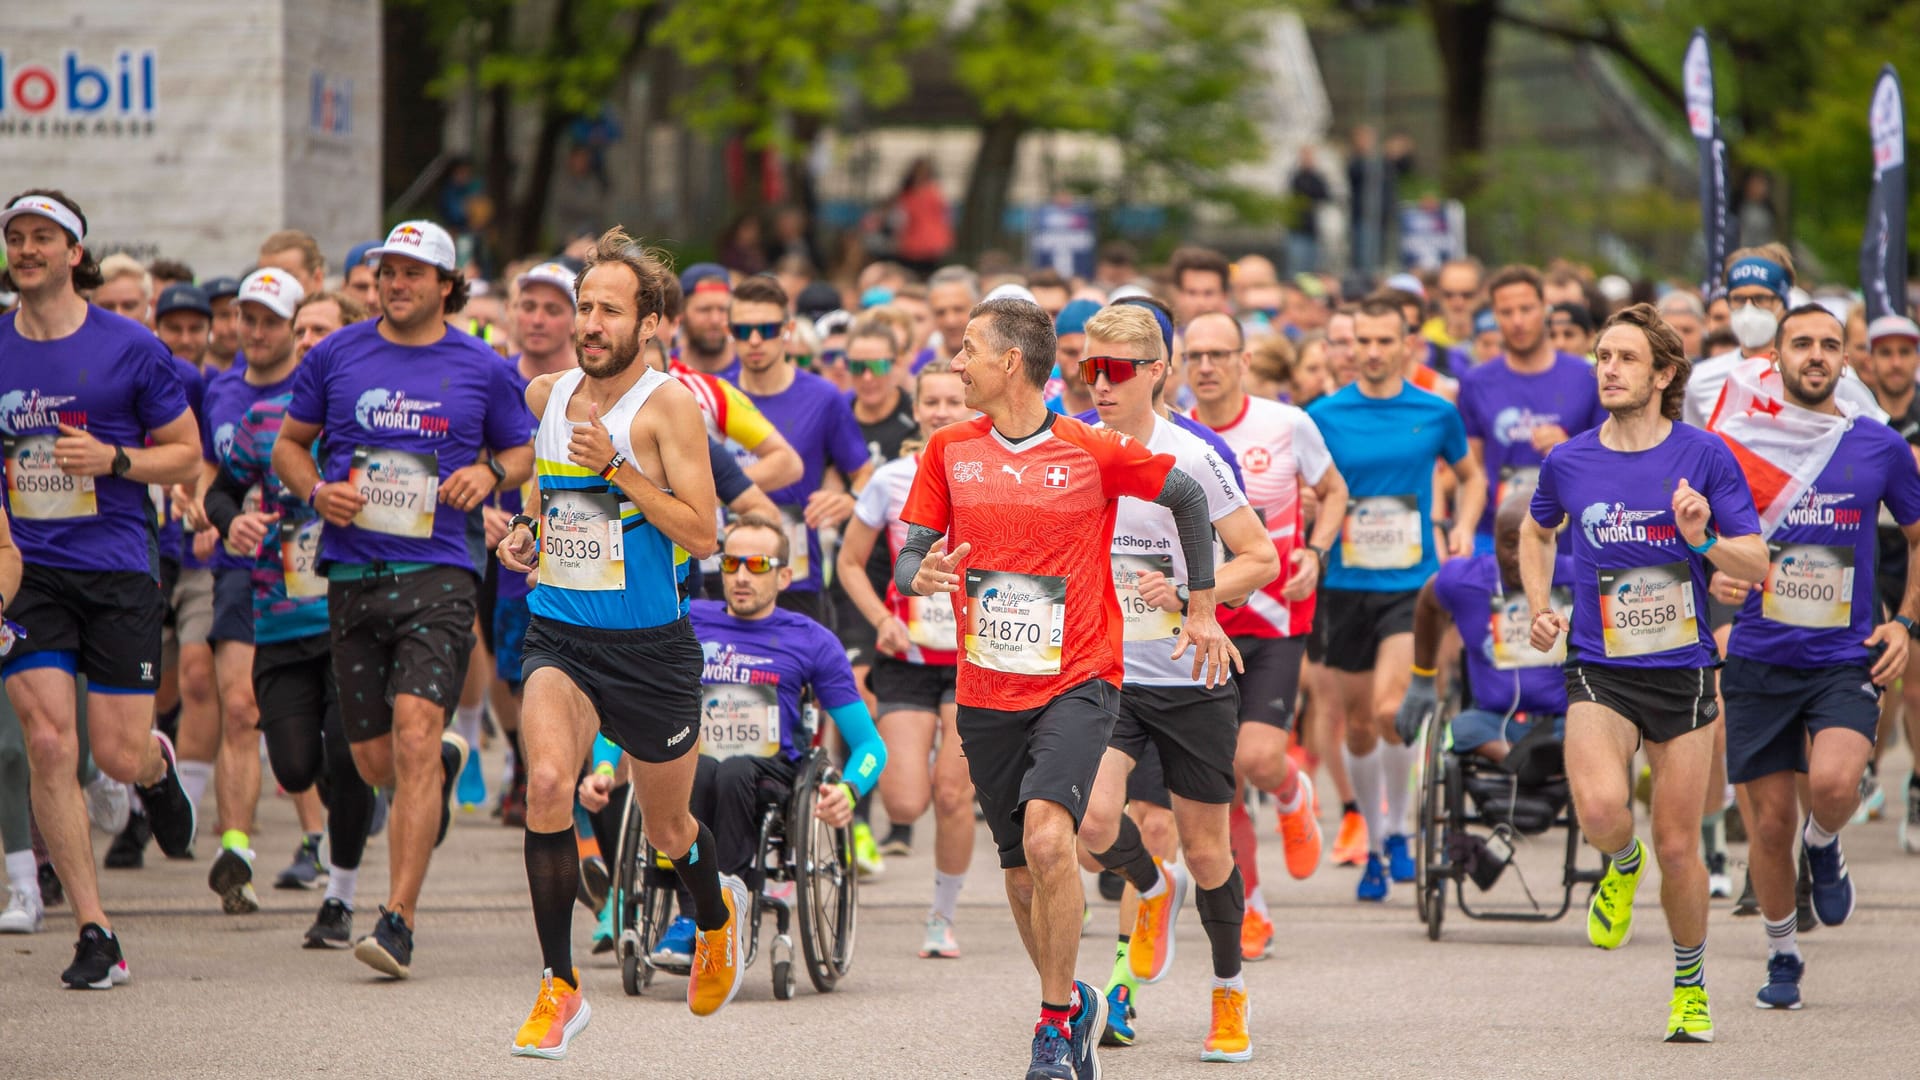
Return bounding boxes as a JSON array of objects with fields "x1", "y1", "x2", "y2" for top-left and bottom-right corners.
[
  {"x1": 720, "y1": 554, "x2": 786, "y2": 574},
  {"x1": 848, "y1": 358, "x2": 894, "y2": 377},
  {"x1": 1078, "y1": 355, "x2": 1156, "y2": 385},
  {"x1": 792, "y1": 353, "x2": 814, "y2": 369},
  {"x1": 819, "y1": 348, "x2": 846, "y2": 367},
  {"x1": 730, "y1": 321, "x2": 784, "y2": 342}
]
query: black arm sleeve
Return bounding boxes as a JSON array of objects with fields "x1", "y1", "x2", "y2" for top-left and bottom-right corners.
[
  {"x1": 203, "y1": 467, "x2": 252, "y2": 538},
  {"x1": 1152, "y1": 468, "x2": 1216, "y2": 592},
  {"x1": 893, "y1": 524, "x2": 945, "y2": 597}
]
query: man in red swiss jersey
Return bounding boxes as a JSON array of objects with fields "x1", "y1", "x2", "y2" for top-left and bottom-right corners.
[{"x1": 896, "y1": 296, "x2": 1234, "y2": 1080}]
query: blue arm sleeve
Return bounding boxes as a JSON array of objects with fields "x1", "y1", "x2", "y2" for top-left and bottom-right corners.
[
  {"x1": 590, "y1": 733, "x2": 622, "y2": 773},
  {"x1": 825, "y1": 701, "x2": 888, "y2": 798}
]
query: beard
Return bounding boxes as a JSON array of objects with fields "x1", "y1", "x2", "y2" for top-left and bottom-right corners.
[
  {"x1": 575, "y1": 329, "x2": 642, "y2": 379},
  {"x1": 1603, "y1": 380, "x2": 1658, "y2": 417},
  {"x1": 686, "y1": 325, "x2": 729, "y2": 358},
  {"x1": 1780, "y1": 364, "x2": 1838, "y2": 408}
]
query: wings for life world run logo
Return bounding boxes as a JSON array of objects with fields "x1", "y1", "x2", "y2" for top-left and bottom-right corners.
[
  {"x1": 1784, "y1": 487, "x2": 1861, "y2": 529},
  {"x1": 1491, "y1": 406, "x2": 1557, "y2": 447},
  {"x1": 1579, "y1": 501, "x2": 1675, "y2": 547},
  {"x1": 700, "y1": 641, "x2": 779, "y2": 685},
  {"x1": 355, "y1": 390, "x2": 448, "y2": 437},
  {"x1": 0, "y1": 390, "x2": 83, "y2": 435},
  {"x1": 978, "y1": 584, "x2": 1045, "y2": 617},
  {"x1": 0, "y1": 49, "x2": 158, "y2": 137}
]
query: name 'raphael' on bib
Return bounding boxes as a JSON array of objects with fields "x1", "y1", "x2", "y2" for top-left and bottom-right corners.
[
  {"x1": 1112, "y1": 552, "x2": 1181, "y2": 642},
  {"x1": 349, "y1": 445, "x2": 438, "y2": 538},
  {"x1": 1598, "y1": 561, "x2": 1698, "y2": 659},
  {"x1": 539, "y1": 487, "x2": 625, "y2": 591},
  {"x1": 700, "y1": 681, "x2": 781, "y2": 758},
  {"x1": 1341, "y1": 494, "x2": 1422, "y2": 570},
  {"x1": 1491, "y1": 585, "x2": 1572, "y2": 669},
  {"x1": 4, "y1": 434, "x2": 96, "y2": 520},
  {"x1": 906, "y1": 593, "x2": 958, "y2": 650},
  {"x1": 280, "y1": 518, "x2": 328, "y2": 598},
  {"x1": 1763, "y1": 542, "x2": 1853, "y2": 630},
  {"x1": 964, "y1": 569, "x2": 1066, "y2": 676}
]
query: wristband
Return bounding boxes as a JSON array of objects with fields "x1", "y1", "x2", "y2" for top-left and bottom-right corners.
[
  {"x1": 1685, "y1": 527, "x2": 1718, "y2": 555},
  {"x1": 594, "y1": 762, "x2": 616, "y2": 778},
  {"x1": 307, "y1": 482, "x2": 325, "y2": 509},
  {"x1": 509, "y1": 513, "x2": 537, "y2": 534},
  {"x1": 600, "y1": 453, "x2": 626, "y2": 482},
  {"x1": 1410, "y1": 664, "x2": 1438, "y2": 678},
  {"x1": 838, "y1": 781, "x2": 857, "y2": 806}
]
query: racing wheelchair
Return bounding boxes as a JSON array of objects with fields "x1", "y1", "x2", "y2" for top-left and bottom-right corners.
[
  {"x1": 608, "y1": 695, "x2": 858, "y2": 999},
  {"x1": 1412, "y1": 682, "x2": 1607, "y2": 942}
]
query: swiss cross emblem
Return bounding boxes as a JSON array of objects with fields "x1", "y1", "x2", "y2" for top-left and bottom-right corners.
[
  {"x1": 1243, "y1": 447, "x2": 1271, "y2": 474},
  {"x1": 1044, "y1": 465, "x2": 1070, "y2": 488}
]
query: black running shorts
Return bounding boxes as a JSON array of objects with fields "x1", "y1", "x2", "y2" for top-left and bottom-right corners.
[
  {"x1": 1233, "y1": 636, "x2": 1307, "y2": 731},
  {"x1": 1109, "y1": 682, "x2": 1239, "y2": 804},
  {"x1": 1320, "y1": 588, "x2": 1418, "y2": 674},
  {"x1": 328, "y1": 565, "x2": 477, "y2": 743},
  {"x1": 1563, "y1": 650, "x2": 1718, "y2": 745},
  {"x1": 957, "y1": 678, "x2": 1119, "y2": 869},
  {"x1": 868, "y1": 653, "x2": 957, "y2": 717},
  {"x1": 521, "y1": 614, "x2": 703, "y2": 764},
  {"x1": 2, "y1": 564, "x2": 165, "y2": 692}
]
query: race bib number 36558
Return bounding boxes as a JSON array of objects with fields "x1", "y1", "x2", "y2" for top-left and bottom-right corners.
[
  {"x1": 964, "y1": 570, "x2": 1067, "y2": 676},
  {"x1": 1598, "y1": 562, "x2": 1698, "y2": 659},
  {"x1": 5, "y1": 434, "x2": 96, "y2": 520},
  {"x1": 349, "y1": 446, "x2": 438, "y2": 538}
]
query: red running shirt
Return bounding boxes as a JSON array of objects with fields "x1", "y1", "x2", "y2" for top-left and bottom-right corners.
[{"x1": 902, "y1": 415, "x2": 1175, "y2": 711}]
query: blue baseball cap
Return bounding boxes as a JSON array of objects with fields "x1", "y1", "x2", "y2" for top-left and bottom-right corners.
[
  {"x1": 201, "y1": 276, "x2": 242, "y2": 301},
  {"x1": 1055, "y1": 298, "x2": 1102, "y2": 337},
  {"x1": 155, "y1": 284, "x2": 212, "y2": 320},
  {"x1": 679, "y1": 262, "x2": 731, "y2": 296},
  {"x1": 344, "y1": 241, "x2": 382, "y2": 273},
  {"x1": 1472, "y1": 307, "x2": 1498, "y2": 336}
]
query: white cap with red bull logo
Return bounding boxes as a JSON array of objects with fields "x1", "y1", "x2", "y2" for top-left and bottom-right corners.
[
  {"x1": 237, "y1": 268, "x2": 306, "y2": 320},
  {"x1": 0, "y1": 195, "x2": 86, "y2": 242},
  {"x1": 515, "y1": 262, "x2": 577, "y2": 306},
  {"x1": 368, "y1": 220, "x2": 457, "y2": 273}
]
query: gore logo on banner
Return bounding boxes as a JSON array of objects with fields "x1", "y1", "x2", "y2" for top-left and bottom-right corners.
[{"x1": 0, "y1": 49, "x2": 157, "y2": 116}]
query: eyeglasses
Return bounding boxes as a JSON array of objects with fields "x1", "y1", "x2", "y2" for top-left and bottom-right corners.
[
  {"x1": 848, "y1": 358, "x2": 894, "y2": 377},
  {"x1": 1440, "y1": 289, "x2": 1478, "y2": 301},
  {"x1": 720, "y1": 554, "x2": 786, "y2": 574},
  {"x1": 1183, "y1": 349, "x2": 1237, "y2": 368},
  {"x1": 819, "y1": 348, "x2": 846, "y2": 367},
  {"x1": 730, "y1": 321, "x2": 784, "y2": 342},
  {"x1": 1078, "y1": 355, "x2": 1156, "y2": 385}
]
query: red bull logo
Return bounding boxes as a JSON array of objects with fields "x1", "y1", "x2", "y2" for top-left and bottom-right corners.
[
  {"x1": 391, "y1": 226, "x2": 424, "y2": 247},
  {"x1": 254, "y1": 274, "x2": 281, "y2": 296}
]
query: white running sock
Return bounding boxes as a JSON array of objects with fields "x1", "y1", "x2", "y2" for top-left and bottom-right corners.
[
  {"x1": 6, "y1": 850, "x2": 38, "y2": 902},
  {"x1": 1764, "y1": 913, "x2": 1799, "y2": 959},
  {"x1": 1344, "y1": 745, "x2": 1385, "y2": 855},
  {"x1": 1275, "y1": 778, "x2": 1304, "y2": 816},
  {"x1": 453, "y1": 704, "x2": 484, "y2": 754},
  {"x1": 1210, "y1": 973, "x2": 1246, "y2": 992},
  {"x1": 1804, "y1": 816, "x2": 1839, "y2": 849},
  {"x1": 1382, "y1": 740, "x2": 1418, "y2": 838},
  {"x1": 931, "y1": 871, "x2": 965, "y2": 922},
  {"x1": 177, "y1": 759, "x2": 214, "y2": 809},
  {"x1": 1246, "y1": 887, "x2": 1269, "y2": 919},
  {"x1": 324, "y1": 865, "x2": 359, "y2": 907}
]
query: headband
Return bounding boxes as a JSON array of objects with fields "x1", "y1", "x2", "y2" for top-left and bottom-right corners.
[{"x1": 1726, "y1": 257, "x2": 1790, "y2": 303}]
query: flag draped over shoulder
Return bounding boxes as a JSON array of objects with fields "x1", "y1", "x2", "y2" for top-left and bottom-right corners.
[{"x1": 1706, "y1": 361, "x2": 1860, "y2": 538}]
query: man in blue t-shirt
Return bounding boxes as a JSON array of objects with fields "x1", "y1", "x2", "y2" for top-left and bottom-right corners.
[
  {"x1": 1306, "y1": 296, "x2": 1484, "y2": 903},
  {"x1": 1710, "y1": 305, "x2": 1920, "y2": 1011},
  {"x1": 274, "y1": 220, "x2": 535, "y2": 980},
  {"x1": 0, "y1": 189, "x2": 204, "y2": 988}
]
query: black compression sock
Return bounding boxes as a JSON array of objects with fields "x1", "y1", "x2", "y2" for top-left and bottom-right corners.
[
  {"x1": 1093, "y1": 815, "x2": 1162, "y2": 894},
  {"x1": 671, "y1": 822, "x2": 731, "y2": 931},
  {"x1": 1196, "y1": 869, "x2": 1247, "y2": 980},
  {"x1": 524, "y1": 826, "x2": 578, "y2": 977}
]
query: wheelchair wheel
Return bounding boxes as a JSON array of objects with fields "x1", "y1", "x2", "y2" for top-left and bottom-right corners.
[
  {"x1": 772, "y1": 959, "x2": 796, "y2": 1001},
  {"x1": 611, "y1": 785, "x2": 648, "y2": 996},
  {"x1": 790, "y1": 755, "x2": 857, "y2": 994},
  {"x1": 1414, "y1": 708, "x2": 1446, "y2": 926}
]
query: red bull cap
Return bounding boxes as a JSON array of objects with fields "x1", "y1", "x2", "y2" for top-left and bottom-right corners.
[
  {"x1": 237, "y1": 268, "x2": 306, "y2": 320},
  {"x1": 368, "y1": 220, "x2": 457, "y2": 273}
]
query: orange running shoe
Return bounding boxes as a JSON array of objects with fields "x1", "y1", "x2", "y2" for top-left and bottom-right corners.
[
  {"x1": 1201, "y1": 985, "x2": 1253, "y2": 1062},
  {"x1": 1331, "y1": 809, "x2": 1368, "y2": 867},
  {"x1": 688, "y1": 875, "x2": 749, "y2": 1016},
  {"x1": 1240, "y1": 908, "x2": 1273, "y2": 962},
  {"x1": 510, "y1": 968, "x2": 592, "y2": 1059},
  {"x1": 1127, "y1": 858, "x2": 1189, "y2": 984},
  {"x1": 1278, "y1": 774, "x2": 1323, "y2": 880}
]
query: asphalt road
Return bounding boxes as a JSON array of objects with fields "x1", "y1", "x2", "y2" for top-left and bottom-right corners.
[{"x1": 6, "y1": 743, "x2": 1919, "y2": 1080}]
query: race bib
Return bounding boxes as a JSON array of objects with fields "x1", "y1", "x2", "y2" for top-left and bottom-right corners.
[
  {"x1": 1341, "y1": 494, "x2": 1422, "y2": 570},
  {"x1": 1763, "y1": 543, "x2": 1853, "y2": 630},
  {"x1": 964, "y1": 570, "x2": 1067, "y2": 676},
  {"x1": 349, "y1": 446, "x2": 438, "y2": 538},
  {"x1": 778, "y1": 503, "x2": 811, "y2": 580},
  {"x1": 1491, "y1": 586, "x2": 1572, "y2": 669},
  {"x1": 1598, "y1": 562, "x2": 1698, "y2": 658},
  {"x1": 1496, "y1": 465, "x2": 1541, "y2": 508},
  {"x1": 539, "y1": 487, "x2": 626, "y2": 591},
  {"x1": 280, "y1": 518, "x2": 328, "y2": 599},
  {"x1": 700, "y1": 682, "x2": 781, "y2": 759},
  {"x1": 4, "y1": 434, "x2": 96, "y2": 520},
  {"x1": 1112, "y1": 553, "x2": 1181, "y2": 642},
  {"x1": 906, "y1": 593, "x2": 958, "y2": 651}
]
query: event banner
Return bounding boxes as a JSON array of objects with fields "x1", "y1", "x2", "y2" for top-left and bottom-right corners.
[
  {"x1": 1861, "y1": 64, "x2": 1907, "y2": 321},
  {"x1": 1684, "y1": 31, "x2": 1733, "y2": 293}
]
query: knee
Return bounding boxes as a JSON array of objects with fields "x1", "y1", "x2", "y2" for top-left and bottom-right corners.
[
  {"x1": 22, "y1": 721, "x2": 77, "y2": 775},
  {"x1": 1181, "y1": 833, "x2": 1232, "y2": 885},
  {"x1": 391, "y1": 724, "x2": 440, "y2": 776},
  {"x1": 1078, "y1": 803, "x2": 1120, "y2": 855},
  {"x1": 221, "y1": 689, "x2": 258, "y2": 730},
  {"x1": 1752, "y1": 807, "x2": 1797, "y2": 852},
  {"x1": 1022, "y1": 805, "x2": 1077, "y2": 868},
  {"x1": 524, "y1": 760, "x2": 575, "y2": 813},
  {"x1": 1808, "y1": 771, "x2": 1857, "y2": 814},
  {"x1": 644, "y1": 811, "x2": 696, "y2": 859},
  {"x1": 1650, "y1": 828, "x2": 1699, "y2": 873},
  {"x1": 932, "y1": 775, "x2": 972, "y2": 818}
]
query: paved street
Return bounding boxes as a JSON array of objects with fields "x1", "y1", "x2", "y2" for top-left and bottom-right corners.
[{"x1": 7, "y1": 742, "x2": 1919, "y2": 1080}]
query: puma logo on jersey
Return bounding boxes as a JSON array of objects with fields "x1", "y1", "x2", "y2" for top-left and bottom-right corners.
[{"x1": 1001, "y1": 464, "x2": 1030, "y2": 484}]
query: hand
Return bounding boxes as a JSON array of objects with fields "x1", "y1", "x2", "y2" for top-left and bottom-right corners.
[
  {"x1": 1133, "y1": 570, "x2": 1183, "y2": 613},
  {"x1": 1299, "y1": 485, "x2": 1320, "y2": 524},
  {"x1": 567, "y1": 401, "x2": 616, "y2": 474},
  {"x1": 1529, "y1": 609, "x2": 1569, "y2": 653},
  {"x1": 482, "y1": 505, "x2": 512, "y2": 550},
  {"x1": 1169, "y1": 606, "x2": 1243, "y2": 688},
  {"x1": 498, "y1": 520, "x2": 538, "y2": 573},
  {"x1": 225, "y1": 511, "x2": 281, "y2": 557},
  {"x1": 814, "y1": 782, "x2": 854, "y2": 827},
  {"x1": 173, "y1": 484, "x2": 208, "y2": 531},
  {"x1": 1529, "y1": 423, "x2": 1570, "y2": 456},
  {"x1": 313, "y1": 482, "x2": 366, "y2": 527},
  {"x1": 1394, "y1": 671, "x2": 1438, "y2": 746},
  {"x1": 1447, "y1": 520, "x2": 1475, "y2": 559},
  {"x1": 1866, "y1": 621, "x2": 1909, "y2": 686},
  {"x1": 1672, "y1": 477, "x2": 1711, "y2": 547},
  {"x1": 576, "y1": 770, "x2": 614, "y2": 813},
  {"x1": 53, "y1": 423, "x2": 115, "y2": 477},
  {"x1": 875, "y1": 616, "x2": 910, "y2": 657},
  {"x1": 1709, "y1": 570, "x2": 1759, "y2": 607},
  {"x1": 438, "y1": 463, "x2": 495, "y2": 512},
  {"x1": 911, "y1": 539, "x2": 969, "y2": 596},
  {"x1": 804, "y1": 488, "x2": 856, "y2": 530},
  {"x1": 1281, "y1": 547, "x2": 1320, "y2": 601},
  {"x1": 192, "y1": 527, "x2": 219, "y2": 562}
]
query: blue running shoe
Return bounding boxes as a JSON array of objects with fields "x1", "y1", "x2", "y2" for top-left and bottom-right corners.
[
  {"x1": 1803, "y1": 832, "x2": 1854, "y2": 926},
  {"x1": 591, "y1": 896, "x2": 615, "y2": 955},
  {"x1": 1357, "y1": 853, "x2": 1389, "y2": 902},
  {"x1": 456, "y1": 750, "x2": 486, "y2": 808},
  {"x1": 1067, "y1": 980, "x2": 1107, "y2": 1080},
  {"x1": 1384, "y1": 834, "x2": 1415, "y2": 883},
  {"x1": 650, "y1": 915, "x2": 696, "y2": 967},
  {"x1": 1026, "y1": 1024, "x2": 1074, "y2": 1080},
  {"x1": 1100, "y1": 983, "x2": 1136, "y2": 1047},
  {"x1": 1754, "y1": 951, "x2": 1804, "y2": 1010}
]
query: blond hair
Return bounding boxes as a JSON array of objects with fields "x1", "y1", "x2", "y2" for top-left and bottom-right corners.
[
  {"x1": 1083, "y1": 303, "x2": 1165, "y2": 363},
  {"x1": 98, "y1": 253, "x2": 151, "y2": 298}
]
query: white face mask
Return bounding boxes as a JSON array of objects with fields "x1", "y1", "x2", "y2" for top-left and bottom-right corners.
[{"x1": 1729, "y1": 302, "x2": 1779, "y2": 350}]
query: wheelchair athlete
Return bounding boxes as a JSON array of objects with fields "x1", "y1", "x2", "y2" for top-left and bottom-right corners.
[
  {"x1": 1396, "y1": 496, "x2": 1574, "y2": 760},
  {"x1": 623, "y1": 514, "x2": 887, "y2": 963}
]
